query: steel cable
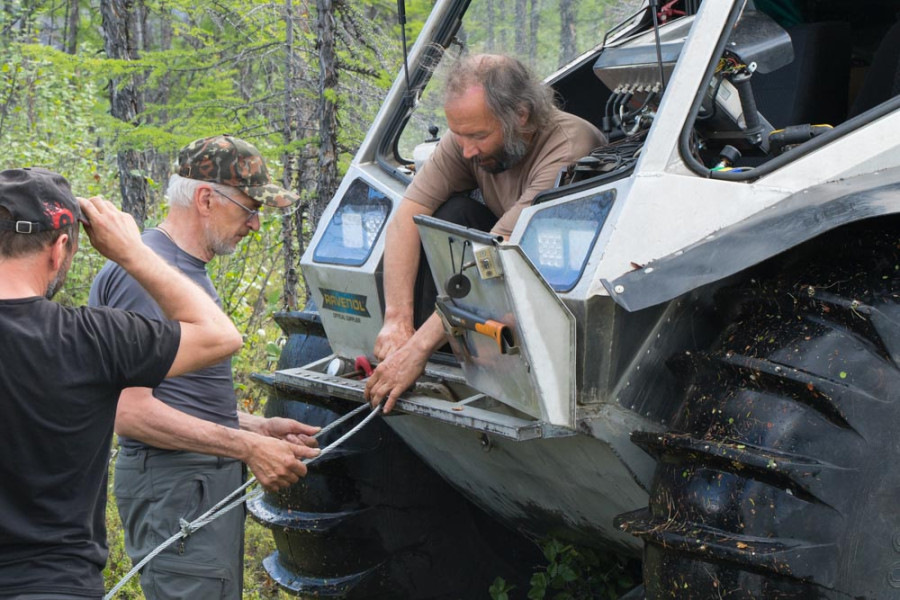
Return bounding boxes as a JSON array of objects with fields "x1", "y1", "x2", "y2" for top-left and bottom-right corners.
[{"x1": 104, "y1": 403, "x2": 381, "y2": 599}]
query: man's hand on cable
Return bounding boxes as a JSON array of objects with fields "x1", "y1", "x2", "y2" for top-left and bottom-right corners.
[
  {"x1": 367, "y1": 312, "x2": 449, "y2": 413},
  {"x1": 244, "y1": 433, "x2": 320, "y2": 492},
  {"x1": 373, "y1": 317, "x2": 416, "y2": 361},
  {"x1": 258, "y1": 416, "x2": 320, "y2": 448},
  {"x1": 364, "y1": 339, "x2": 430, "y2": 414}
]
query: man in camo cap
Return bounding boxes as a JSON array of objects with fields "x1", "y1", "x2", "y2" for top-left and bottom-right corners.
[{"x1": 89, "y1": 135, "x2": 318, "y2": 599}]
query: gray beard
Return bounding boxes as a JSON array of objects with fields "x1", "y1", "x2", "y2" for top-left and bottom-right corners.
[
  {"x1": 210, "y1": 238, "x2": 237, "y2": 256},
  {"x1": 206, "y1": 228, "x2": 238, "y2": 257},
  {"x1": 479, "y1": 135, "x2": 528, "y2": 174}
]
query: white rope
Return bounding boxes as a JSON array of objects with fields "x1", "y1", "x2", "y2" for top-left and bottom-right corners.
[{"x1": 104, "y1": 403, "x2": 381, "y2": 599}]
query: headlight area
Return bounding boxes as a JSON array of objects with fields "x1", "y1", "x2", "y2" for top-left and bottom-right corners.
[
  {"x1": 520, "y1": 191, "x2": 615, "y2": 292},
  {"x1": 313, "y1": 178, "x2": 392, "y2": 266}
]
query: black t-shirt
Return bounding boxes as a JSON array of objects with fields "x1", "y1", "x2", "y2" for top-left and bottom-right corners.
[
  {"x1": 89, "y1": 229, "x2": 239, "y2": 447},
  {"x1": 0, "y1": 297, "x2": 180, "y2": 597}
]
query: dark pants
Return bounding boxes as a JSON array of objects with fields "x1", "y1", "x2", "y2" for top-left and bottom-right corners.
[
  {"x1": 114, "y1": 449, "x2": 245, "y2": 600},
  {"x1": 0, "y1": 593, "x2": 93, "y2": 600},
  {"x1": 413, "y1": 195, "x2": 498, "y2": 328}
]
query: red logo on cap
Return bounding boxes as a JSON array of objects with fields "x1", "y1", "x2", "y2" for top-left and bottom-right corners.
[{"x1": 43, "y1": 202, "x2": 75, "y2": 229}]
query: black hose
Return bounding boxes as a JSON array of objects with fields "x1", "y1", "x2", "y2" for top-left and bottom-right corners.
[
  {"x1": 648, "y1": 0, "x2": 667, "y2": 90},
  {"x1": 603, "y1": 91, "x2": 621, "y2": 134},
  {"x1": 697, "y1": 75, "x2": 725, "y2": 121},
  {"x1": 677, "y1": 2, "x2": 746, "y2": 178},
  {"x1": 622, "y1": 91, "x2": 656, "y2": 121},
  {"x1": 616, "y1": 92, "x2": 634, "y2": 122},
  {"x1": 605, "y1": 91, "x2": 619, "y2": 120}
]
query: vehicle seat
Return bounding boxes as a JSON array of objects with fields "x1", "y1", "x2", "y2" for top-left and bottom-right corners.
[
  {"x1": 753, "y1": 21, "x2": 852, "y2": 129},
  {"x1": 849, "y1": 20, "x2": 900, "y2": 118}
]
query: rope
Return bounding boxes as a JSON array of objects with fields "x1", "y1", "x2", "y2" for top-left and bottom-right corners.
[{"x1": 104, "y1": 403, "x2": 381, "y2": 599}]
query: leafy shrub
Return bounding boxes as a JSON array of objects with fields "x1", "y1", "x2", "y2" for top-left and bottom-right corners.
[{"x1": 491, "y1": 538, "x2": 640, "y2": 600}]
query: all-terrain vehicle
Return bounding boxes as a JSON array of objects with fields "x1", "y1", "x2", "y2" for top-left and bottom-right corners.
[{"x1": 252, "y1": 0, "x2": 900, "y2": 597}]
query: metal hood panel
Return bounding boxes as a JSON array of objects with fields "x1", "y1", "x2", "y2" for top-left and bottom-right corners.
[{"x1": 416, "y1": 216, "x2": 576, "y2": 428}]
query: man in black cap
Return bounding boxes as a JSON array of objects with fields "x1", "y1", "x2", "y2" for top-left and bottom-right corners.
[
  {"x1": 0, "y1": 167, "x2": 244, "y2": 598},
  {"x1": 90, "y1": 135, "x2": 318, "y2": 599}
]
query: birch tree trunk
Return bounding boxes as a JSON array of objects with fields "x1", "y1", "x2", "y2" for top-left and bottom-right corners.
[
  {"x1": 485, "y1": 0, "x2": 494, "y2": 52},
  {"x1": 528, "y1": 0, "x2": 540, "y2": 65}
]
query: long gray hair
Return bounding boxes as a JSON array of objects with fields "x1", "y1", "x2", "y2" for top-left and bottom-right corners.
[{"x1": 444, "y1": 54, "x2": 556, "y2": 150}]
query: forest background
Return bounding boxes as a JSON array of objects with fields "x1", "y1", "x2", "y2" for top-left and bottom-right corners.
[{"x1": 1, "y1": 0, "x2": 635, "y2": 597}]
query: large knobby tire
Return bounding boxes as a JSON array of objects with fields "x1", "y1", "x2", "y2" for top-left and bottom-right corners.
[
  {"x1": 617, "y1": 221, "x2": 900, "y2": 599},
  {"x1": 252, "y1": 309, "x2": 538, "y2": 599}
]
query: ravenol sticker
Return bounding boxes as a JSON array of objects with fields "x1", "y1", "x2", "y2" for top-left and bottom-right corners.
[{"x1": 320, "y1": 288, "x2": 371, "y2": 318}]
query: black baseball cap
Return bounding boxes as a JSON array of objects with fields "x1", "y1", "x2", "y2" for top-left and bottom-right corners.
[{"x1": 0, "y1": 167, "x2": 81, "y2": 233}]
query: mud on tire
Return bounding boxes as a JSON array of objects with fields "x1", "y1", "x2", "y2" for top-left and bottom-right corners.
[{"x1": 617, "y1": 221, "x2": 900, "y2": 599}]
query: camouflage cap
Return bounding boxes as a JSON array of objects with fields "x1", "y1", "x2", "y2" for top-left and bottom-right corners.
[{"x1": 177, "y1": 135, "x2": 298, "y2": 208}]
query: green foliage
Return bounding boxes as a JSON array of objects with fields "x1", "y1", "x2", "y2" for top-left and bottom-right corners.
[
  {"x1": 104, "y1": 459, "x2": 144, "y2": 599},
  {"x1": 4, "y1": 0, "x2": 401, "y2": 185},
  {"x1": 0, "y1": 46, "x2": 110, "y2": 180},
  {"x1": 0, "y1": 0, "x2": 408, "y2": 595},
  {"x1": 490, "y1": 539, "x2": 639, "y2": 600},
  {"x1": 490, "y1": 576, "x2": 517, "y2": 600},
  {"x1": 242, "y1": 514, "x2": 284, "y2": 598}
]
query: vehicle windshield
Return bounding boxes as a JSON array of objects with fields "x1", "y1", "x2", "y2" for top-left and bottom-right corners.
[{"x1": 395, "y1": 0, "x2": 648, "y2": 161}]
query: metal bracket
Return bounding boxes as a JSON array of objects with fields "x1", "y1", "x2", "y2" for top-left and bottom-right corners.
[{"x1": 474, "y1": 246, "x2": 502, "y2": 279}]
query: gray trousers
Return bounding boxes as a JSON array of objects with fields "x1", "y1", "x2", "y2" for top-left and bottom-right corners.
[{"x1": 114, "y1": 448, "x2": 245, "y2": 600}]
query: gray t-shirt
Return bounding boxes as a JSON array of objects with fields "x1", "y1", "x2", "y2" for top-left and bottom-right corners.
[{"x1": 89, "y1": 229, "x2": 239, "y2": 449}]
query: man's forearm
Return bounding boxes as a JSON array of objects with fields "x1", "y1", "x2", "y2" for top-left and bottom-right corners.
[
  {"x1": 411, "y1": 312, "x2": 449, "y2": 355},
  {"x1": 116, "y1": 387, "x2": 255, "y2": 460},
  {"x1": 116, "y1": 388, "x2": 319, "y2": 490},
  {"x1": 238, "y1": 411, "x2": 266, "y2": 434},
  {"x1": 123, "y1": 247, "x2": 241, "y2": 377}
]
